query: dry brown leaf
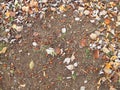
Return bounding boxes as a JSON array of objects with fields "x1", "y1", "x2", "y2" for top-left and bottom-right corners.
[
  {"x1": 0, "y1": 47, "x2": 7, "y2": 54},
  {"x1": 102, "y1": 55, "x2": 110, "y2": 61},
  {"x1": 93, "y1": 50, "x2": 99, "y2": 59},
  {"x1": 80, "y1": 38, "x2": 87, "y2": 47},
  {"x1": 55, "y1": 47, "x2": 61, "y2": 55}
]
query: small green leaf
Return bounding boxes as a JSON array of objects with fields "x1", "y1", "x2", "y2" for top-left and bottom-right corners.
[{"x1": 72, "y1": 72, "x2": 77, "y2": 80}]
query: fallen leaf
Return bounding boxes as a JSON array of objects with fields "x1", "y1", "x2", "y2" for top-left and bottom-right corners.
[
  {"x1": 55, "y1": 47, "x2": 61, "y2": 55},
  {"x1": 80, "y1": 38, "x2": 87, "y2": 47},
  {"x1": 46, "y1": 47, "x2": 56, "y2": 56},
  {"x1": 102, "y1": 47, "x2": 110, "y2": 54},
  {"x1": 71, "y1": 52, "x2": 75, "y2": 61},
  {"x1": 110, "y1": 56, "x2": 117, "y2": 60},
  {"x1": 103, "y1": 63, "x2": 112, "y2": 74},
  {"x1": 29, "y1": 0, "x2": 38, "y2": 7},
  {"x1": 66, "y1": 64, "x2": 74, "y2": 70},
  {"x1": 63, "y1": 58, "x2": 71, "y2": 64},
  {"x1": 59, "y1": 5, "x2": 67, "y2": 12},
  {"x1": 93, "y1": 50, "x2": 99, "y2": 59},
  {"x1": 0, "y1": 47, "x2": 7, "y2": 54},
  {"x1": 22, "y1": 6, "x2": 29, "y2": 12},
  {"x1": 109, "y1": 86, "x2": 117, "y2": 90},
  {"x1": 10, "y1": 11, "x2": 16, "y2": 17},
  {"x1": 29, "y1": 61, "x2": 34, "y2": 70},
  {"x1": 104, "y1": 18, "x2": 111, "y2": 25},
  {"x1": 90, "y1": 33, "x2": 97, "y2": 40},
  {"x1": 5, "y1": 10, "x2": 10, "y2": 18}
]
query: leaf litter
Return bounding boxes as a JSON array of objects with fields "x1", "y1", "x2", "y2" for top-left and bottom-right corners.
[{"x1": 0, "y1": 0, "x2": 120, "y2": 90}]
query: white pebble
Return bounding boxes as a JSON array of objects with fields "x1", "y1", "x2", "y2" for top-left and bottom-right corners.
[
  {"x1": 73, "y1": 62, "x2": 78, "y2": 67},
  {"x1": 61, "y1": 28, "x2": 67, "y2": 33},
  {"x1": 80, "y1": 86, "x2": 85, "y2": 90},
  {"x1": 75, "y1": 17, "x2": 80, "y2": 21},
  {"x1": 32, "y1": 42, "x2": 38, "y2": 47}
]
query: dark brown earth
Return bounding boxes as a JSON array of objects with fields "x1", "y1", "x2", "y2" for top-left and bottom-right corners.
[{"x1": 0, "y1": 9, "x2": 118, "y2": 90}]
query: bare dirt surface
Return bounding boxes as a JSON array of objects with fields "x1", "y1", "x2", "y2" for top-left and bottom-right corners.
[
  {"x1": 1, "y1": 9, "x2": 108, "y2": 90},
  {"x1": 0, "y1": 1, "x2": 120, "y2": 90}
]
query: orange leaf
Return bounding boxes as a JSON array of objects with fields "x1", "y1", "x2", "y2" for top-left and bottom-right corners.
[
  {"x1": 93, "y1": 50, "x2": 99, "y2": 59},
  {"x1": 104, "y1": 18, "x2": 111, "y2": 25},
  {"x1": 29, "y1": 0, "x2": 38, "y2": 7}
]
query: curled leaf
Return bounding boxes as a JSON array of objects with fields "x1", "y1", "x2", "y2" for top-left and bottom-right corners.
[{"x1": 0, "y1": 47, "x2": 7, "y2": 54}]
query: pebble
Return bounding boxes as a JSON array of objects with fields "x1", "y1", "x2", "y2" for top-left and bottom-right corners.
[
  {"x1": 75, "y1": 17, "x2": 80, "y2": 21},
  {"x1": 61, "y1": 28, "x2": 67, "y2": 33},
  {"x1": 84, "y1": 80, "x2": 88, "y2": 84},
  {"x1": 80, "y1": 86, "x2": 85, "y2": 90},
  {"x1": 73, "y1": 62, "x2": 78, "y2": 67},
  {"x1": 32, "y1": 42, "x2": 38, "y2": 47}
]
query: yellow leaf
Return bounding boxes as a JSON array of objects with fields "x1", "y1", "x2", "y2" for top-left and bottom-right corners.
[
  {"x1": 29, "y1": 61, "x2": 34, "y2": 70},
  {"x1": 5, "y1": 11, "x2": 10, "y2": 18},
  {"x1": 59, "y1": 5, "x2": 67, "y2": 12},
  {"x1": 12, "y1": 24, "x2": 17, "y2": 29},
  {"x1": 0, "y1": 47, "x2": 7, "y2": 54},
  {"x1": 110, "y1": 56, "x2": 117, "y2": 60}
]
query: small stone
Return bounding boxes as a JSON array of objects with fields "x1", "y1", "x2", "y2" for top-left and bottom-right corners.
[
  {"x1": 5, "y1": 29, "x2": 10, "y2": 32},
  {"x1": 84, "y1": 80, "x2": 88, "y2": 84},
  {"x1": 61, "y1": 28, "x2": 67, "y2": 33},
  {"x1": 90, "y1": 20, "x2": 95, "y2": 23},
  {"x1": 32, "y1": 42, "x2": 38, "y2": 47},
  {"x1": 75, "y1": 17, "x2": 80, "y2": 21},
  {"x1": 73, "y1": 62, "x2": 78, "y2": 67},
  {"x1": 80, "y1": 86, "x2": 85, "y2": 90}
]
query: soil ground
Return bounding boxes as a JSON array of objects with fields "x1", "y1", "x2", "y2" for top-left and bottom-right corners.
[{"x1": 0, "y1": 8, "x2": 118, "y2": 90}]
